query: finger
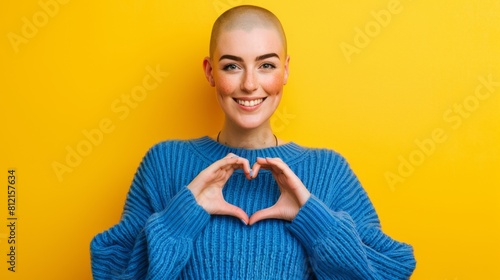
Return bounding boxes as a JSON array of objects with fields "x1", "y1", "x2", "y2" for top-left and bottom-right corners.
[
  {"x1": 256, "y1": 157, "x2": 269, "y2": 165},
  {"x1": 251, "y1": 160, "x2": 263, "y2": 179},
  {"x1": 235, "y1": 157, "x2": 252, "y2": 177},
  {"x1": 215, "y1": 154, "x2": 251, "y2": 175},
  {"x1": 207, "y1": 154, "x2": 236, "y2": 172},
  {"x1": 215, "y1": 201, "x2": 249, "y2": 225},
  {"x1": 227, "y1": 156, "x2": 252, "y2": 179},
  {"x1": 264, "y1": 158, "x2": 311, "y2": 205},
  {"x1": 248, "y1": 206, "x2": 280, "y2": 225},
  {"x1": 262, "y1": 157, "x2": 289, "y2": 176},
  {"x1": 255, "y1": 157, "x2": 273, "y2": 170},
  {"x1": 254, "y1": 157, "x2": 286, "y2": 178},
  {"x1": 224, "y1": 152, "x2": 241, "y2": 159},
  {"x1": 230, "y1": 155, "x2": 252, "y2": 180}
]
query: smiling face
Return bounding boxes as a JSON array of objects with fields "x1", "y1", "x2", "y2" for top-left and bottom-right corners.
[
  {"x1": 203, "y1": 7, "x2": 289, "y2": 131},
  {"x1": 203, "y1": 6, "x2": 289, "y2": 132}
]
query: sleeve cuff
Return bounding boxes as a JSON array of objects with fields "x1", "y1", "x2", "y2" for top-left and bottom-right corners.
[
  {"x1": 288, "y1": 195, "x2": 355, "y2": 248},
  {"x1": 146, "y1": 187, "x2": 210, "y2": 240}
]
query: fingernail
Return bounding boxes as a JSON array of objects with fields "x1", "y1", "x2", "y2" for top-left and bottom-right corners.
[
  {"x1": 241, "y1": 219, "x2": 247, "y2": 225},
  {"x1": 249, "y1": 170, "x2": 254, "y2": 178}
]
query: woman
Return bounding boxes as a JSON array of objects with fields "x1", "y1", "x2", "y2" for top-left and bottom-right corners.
[{"x1": 91, "y1": 5, "x2": 416, "y2": 279}]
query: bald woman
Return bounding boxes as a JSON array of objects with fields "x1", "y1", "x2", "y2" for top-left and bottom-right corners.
[{"x1": 91, "y1": 5, "x2": 415, "y2": 279}]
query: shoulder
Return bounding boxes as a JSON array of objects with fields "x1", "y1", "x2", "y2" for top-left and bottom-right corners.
[
  {"x1": 148, "y1": 139, "x2": 190, "y2": 153},
  {"x1": 301, "y1": 147, "x2": 377, "y2": 220},
  {"x1": 138, "y1": 138, "x2": 195, "y2": 167},
  {"x1": 299, "y1": 145, "x2": 351, "y2": 168},
  {"x1": 298, "y1": 146, "x2": 359, "y2": 188}
]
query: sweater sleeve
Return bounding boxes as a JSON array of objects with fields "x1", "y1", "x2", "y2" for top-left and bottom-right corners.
[
  {"x1": 90, "y1": 145, "x2": 210, "y2": 280},
  {"x1": 287, "y1": 154, "x2": 416, "y2": 280}
]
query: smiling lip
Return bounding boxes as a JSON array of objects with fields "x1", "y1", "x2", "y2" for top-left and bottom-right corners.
[{"x1": 233, "y1": 97, "x2": 266, "y2": 108}]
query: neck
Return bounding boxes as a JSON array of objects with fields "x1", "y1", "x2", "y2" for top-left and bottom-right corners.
[{"x1": 217, "y1": 122, "x2": 278, "y2": 149}]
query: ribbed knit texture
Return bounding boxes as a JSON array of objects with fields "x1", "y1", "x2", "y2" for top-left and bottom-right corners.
[{"x1": 90, "y1": 137, "x2": 416, "y2": 279}]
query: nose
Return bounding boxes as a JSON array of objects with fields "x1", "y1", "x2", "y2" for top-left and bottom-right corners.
[{"x1": 241, "y1": 70, "x2": 258, "y2": 93}]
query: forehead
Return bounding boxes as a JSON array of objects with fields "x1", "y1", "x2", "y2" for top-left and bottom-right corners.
[{"x1": 214, "y1": 27, "x2": 285, "y2": 58}]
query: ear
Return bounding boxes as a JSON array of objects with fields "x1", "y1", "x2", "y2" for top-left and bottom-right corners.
[
  {"x1": 283, "y1": 55, "x2": 290, "y2": 85},
  {"x1": 203, "y1": 57, "x2": 215, "y2": 87}
]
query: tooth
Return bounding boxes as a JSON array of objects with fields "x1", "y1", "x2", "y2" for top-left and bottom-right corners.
[{"x1": 237, "y1": 98, "x2": 264, "y2": 107}]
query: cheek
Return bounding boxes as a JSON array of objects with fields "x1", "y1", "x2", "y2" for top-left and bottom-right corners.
[
  {"x1": 214, "y1": 75, "x2": 236, "y2": 96},
  {"x1": 261, "y1": 73, "x2": 285, "y2": 94}
]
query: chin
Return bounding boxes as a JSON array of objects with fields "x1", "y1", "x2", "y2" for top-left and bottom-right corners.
[{"x1": 231, "y1": 116, "x2": 270, "y2": 130}]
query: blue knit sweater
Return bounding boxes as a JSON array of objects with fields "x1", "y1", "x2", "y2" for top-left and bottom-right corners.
[{"x1": 90, "y1": 137, "x2": 416, "y2": 279}]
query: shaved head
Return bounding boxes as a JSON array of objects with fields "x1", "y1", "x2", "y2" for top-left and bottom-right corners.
[{"x1": 209, "y1": 5, "x2": 287, "y2": 57}]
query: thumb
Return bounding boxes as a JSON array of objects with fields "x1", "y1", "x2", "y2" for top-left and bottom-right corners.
[
  {"x1": 248, "y1": 206, "x2": 280, "y2": 225},
  {"x1": 215, "y1": 201, "x2": 250, "y2": 225}
]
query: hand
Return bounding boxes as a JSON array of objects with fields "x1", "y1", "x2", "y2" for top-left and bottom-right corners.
[
  {"x1": 187, "y1": 153, "x2": 252, "y2": 224},
  {"x1": 249, "y1": 157, "x2": 311, "y2": 225}
]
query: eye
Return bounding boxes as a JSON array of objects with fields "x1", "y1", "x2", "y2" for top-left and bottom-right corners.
[
  {"x1": 260, "y1": 63, "x2": 276, "y2": 69},
  {"x1": 222, "y1": 64, "x2": 239, "y2": 71}
]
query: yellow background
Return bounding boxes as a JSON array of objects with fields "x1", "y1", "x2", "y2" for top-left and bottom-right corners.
[{"x1": 1, "y1": 0, "x2": 499, "y2": 279}]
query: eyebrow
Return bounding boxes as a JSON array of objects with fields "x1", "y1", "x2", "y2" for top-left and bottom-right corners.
[{"x1": 219, "y1": 53, "x2": 280, "y2": 62}]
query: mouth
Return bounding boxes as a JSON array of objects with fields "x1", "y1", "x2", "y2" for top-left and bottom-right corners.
[{"x1": 233, "y1": 97, "x2": 266, "y2": 107}]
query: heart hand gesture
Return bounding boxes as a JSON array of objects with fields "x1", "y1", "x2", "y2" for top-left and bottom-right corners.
[
  {"x1": 249, "y1": 157, "x2": 311, "y2": 225},
  {"x1": 187, "y1": 155, "x2": 310, "y2": 225},
  {"x1": 187, "y1": 153, "x2": 252, "y2": 224}
]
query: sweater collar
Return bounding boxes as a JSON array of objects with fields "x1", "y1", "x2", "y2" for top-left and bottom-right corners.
[{"x1": 188, "y1": 136, "x2": 307, "y2": 166}]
